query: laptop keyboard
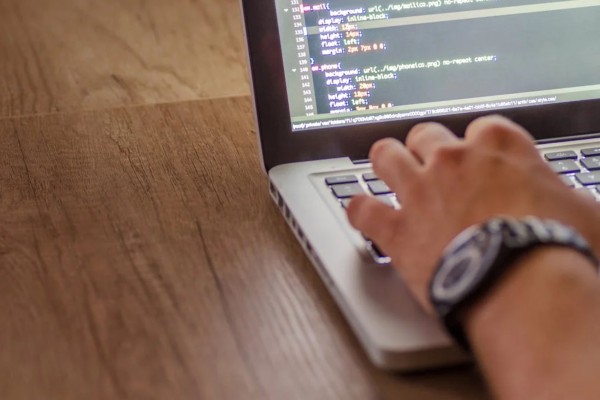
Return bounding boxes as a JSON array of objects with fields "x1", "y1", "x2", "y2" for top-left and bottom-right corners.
[
  {"x1": 325, "y1": 146, "x2": 600, "y2": 265},
  {"x1": 544, "y1": 147, "x2": 600, "y2": 188},
  {"x1": 326, "y1": 172, "x2": 400, "y2": 264}
]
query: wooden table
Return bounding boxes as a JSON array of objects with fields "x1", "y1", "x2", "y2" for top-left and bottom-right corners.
[{"x1": 0, "y1": 1, "x2": 489, "y2": 398}]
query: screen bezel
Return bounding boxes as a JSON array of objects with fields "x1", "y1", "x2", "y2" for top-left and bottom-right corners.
[{"x1": 242, "y1": 0, "x2": 600, "y2": 171}]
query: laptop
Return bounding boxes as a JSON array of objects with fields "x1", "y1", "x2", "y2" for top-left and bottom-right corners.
[{"x1": 240, "y1": 0, "x2": 600, "y2": 370}]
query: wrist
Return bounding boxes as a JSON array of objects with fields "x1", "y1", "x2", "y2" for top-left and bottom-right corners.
[
  {"x1": 462, "y1": 246, "x2": 600, "y2": 398},
  {"x1": 464, "y1": 246, "x2": 599, "y2": 346}
]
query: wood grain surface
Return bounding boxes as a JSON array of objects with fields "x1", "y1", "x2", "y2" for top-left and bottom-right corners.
[
  {"x1": 0, "y1": 96, "x2": 488, "y2": 399},
  {"x1": 0, "y1": 0, "x2": 250, "y2": 118}
]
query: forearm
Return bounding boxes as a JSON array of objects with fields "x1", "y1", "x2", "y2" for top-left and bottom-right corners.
[
  {"x1": 349, "y1": 117, "x2": 600, "y2": 396},
  {"x1": 465, "y1": 247, "x2": 600, "y2": 400}
]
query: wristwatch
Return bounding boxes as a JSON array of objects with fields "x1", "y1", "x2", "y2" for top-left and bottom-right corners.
[{"x1": 429, "y1": 216, "x2": 599, "y2": 350}]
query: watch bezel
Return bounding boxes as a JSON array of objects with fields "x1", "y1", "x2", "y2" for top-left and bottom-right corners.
[
  {"x1": 431, "y1": 223, "x2": 502, "y2": 310},
  {"x1": 433, "y1": 247, "x2": 483, "y2": 302}
]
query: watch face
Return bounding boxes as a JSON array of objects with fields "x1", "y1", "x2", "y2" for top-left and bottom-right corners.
[{"x1": 432, "y1": 226, "x2": 502, "y2": 303}]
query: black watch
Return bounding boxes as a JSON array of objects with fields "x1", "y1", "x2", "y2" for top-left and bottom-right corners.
[{"x1": 429, "y1": 216, "x2": 598, "y2": 351}]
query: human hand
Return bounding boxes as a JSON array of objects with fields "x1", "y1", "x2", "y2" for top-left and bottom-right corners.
[{"x1": 346, "y1": 115, "x2": 600, "y2": 313}]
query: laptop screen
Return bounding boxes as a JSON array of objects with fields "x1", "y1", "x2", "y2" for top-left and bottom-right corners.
[{"x1": 275, "y1": 0, "x2": 600, "y2": 132}]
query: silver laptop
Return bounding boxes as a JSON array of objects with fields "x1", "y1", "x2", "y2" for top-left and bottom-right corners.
[{"x1": 240, "y1": 0, "x2": 600, "y2": 370}]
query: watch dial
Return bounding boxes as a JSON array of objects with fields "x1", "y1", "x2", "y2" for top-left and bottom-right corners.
[
  {"x1": 432, "y1": 228, "x2": 502, "y2": 303},
  {"x1": 441, "y1": 257, "x2": 471, "y2": 289},
  {"x1": 433, "y1": 246, "x2": 482, "y2": 301}
]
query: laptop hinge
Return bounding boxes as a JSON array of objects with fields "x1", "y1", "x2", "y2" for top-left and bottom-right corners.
[{"x1": 351, "y1": 158, "x2": 371, "y2": 165}]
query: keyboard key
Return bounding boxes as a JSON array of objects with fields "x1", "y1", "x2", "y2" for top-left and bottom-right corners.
[
  {"x1": 549, "y1": 160, "x2": 580, "y2": 174},
  {"x1": 375, "y1": 195, "x2": 395, "y2": 208},
  {"x1": 368, "y1": 180, "x2": 392, "y2": 195},
  {"x1": 575, "y1": 172, "x2": 600, "y2": 186},
  {"x1": 560, "y1": 175, "x2": 575, "y2": 188},
  {"x1": 582, "y1": 157, "x2": 600, "y2": 171},
  {"x1": 340, "y1": 198, "x2": 352, "y2": 208},
  {"x1": 581, "y1": 147, "x2": 600, "y2": 157},
  {"x1": 362, "y1": 172, "x2": 378, "y2": 181},
  {"x1": 325, "y1": 175, "x2": 358, "y2": 185},
  {"x1": 366, "y1": 240, "x2": 391, "y2": 264},
  {"x1": 331, "y1": 183, "x2": 365, "y2": 198},
  {"x1": 544, "y1": 150, "x2": 577, "y2": 161}
]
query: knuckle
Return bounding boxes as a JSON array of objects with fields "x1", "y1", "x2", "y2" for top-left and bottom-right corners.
[
  {"x1": 467, "y1": 115, "x2": 531, "y2": 150},
  {"x1": 430, "y1": 144, "x2": 465, "y2": 167},
  {"x1": 369, "y1": 138, "x2": 398, "y2": 162},
  {"x1": 371, "y1": 142, "x2": 404, "y2": 175},
  {"x1": 473, "y1": 120, "x2": 511, "y2": 141},
  {"x1": 406, "y1": 122, "x2": 447, "y2": 147}
]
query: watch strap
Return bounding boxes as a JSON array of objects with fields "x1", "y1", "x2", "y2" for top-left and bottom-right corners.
[{"x1": 432, "y1": 217, "x2": 599, "y2": 351}]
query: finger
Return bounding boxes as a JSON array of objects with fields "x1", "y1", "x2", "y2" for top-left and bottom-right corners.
[
  {"x1": 405, "y1": 122, "x2": 459, "y2": 163},
  {"x1": 346, "y1": 195, "x2": 401, "y2": 251},
  {"x1": 369, "y1": 138, "x2": 421, "y2": 202},
  {"x1": 464, "y1": 115, "x2": 536, "y2": 155}
]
